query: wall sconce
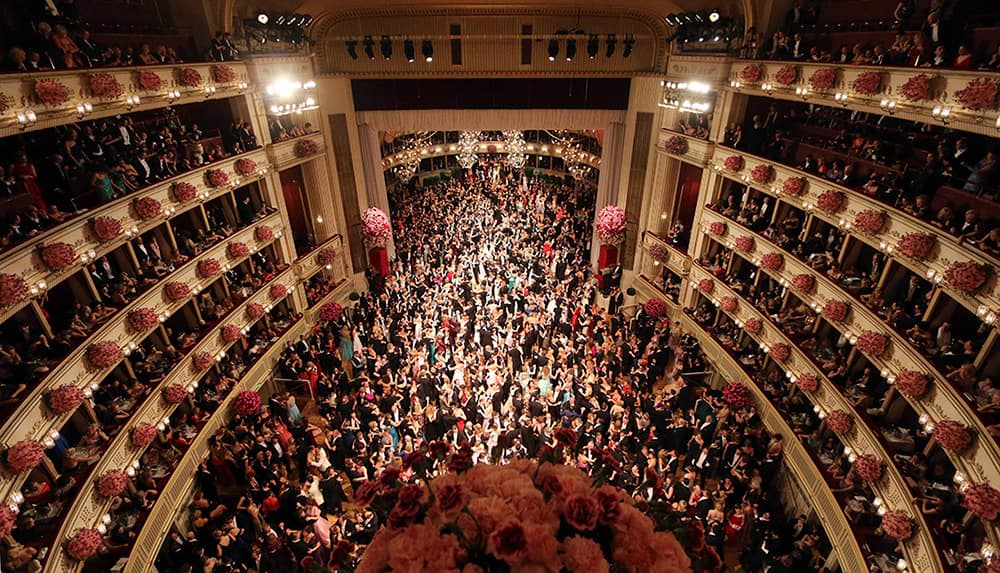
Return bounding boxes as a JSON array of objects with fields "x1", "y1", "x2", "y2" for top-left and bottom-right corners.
[
  {"x1": 729, "y1": 80, "x2": 742, "y2": 89},
  {"x1": 879, "y1": 98, "x2": 897, "y2": 115},
  {"x1": 931, "y1": 106, "x2": 950, "y2": 124},
  {"x1": 204, "y1": 85, "x2": 218, "y2": 97},
  {"x1": 15, "y1": 110, "x2": 37, "y2": 130},
  {"x1": 238, "y1": 82, "x2": 248, "y2": 91},
  {"x1": 761, "y1": 82, "x2": 774, "y2": 95},
  {"x1": 29, "y1": 279, "x2": 48, "y2": 296},
  {"x1": 794, "y1": 87, "x2": 808, "y2": 99},
  {"x1": 75, "y1": 102, "x2": 93, "y2": 118},
  {"x1": 79, "y1": 248, "x2": 97, "y2": 264},
  {"x1": 163, "y1": 206, "x2": 177, "y2": 219},
  {"x1": 834, "y1": 92, "x2": 848, "y2": 106},
  {"x1": 125, "y1": 94, "x2": 141, "y2": 110},
  {"x1": 167, "y1": 89, "x2": 181, "y2": 102},
  {"x1": 897, "y1": 559, "x2": 907, "y2": 571}
]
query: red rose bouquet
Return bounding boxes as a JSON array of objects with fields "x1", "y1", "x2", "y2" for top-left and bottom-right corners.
[
  {"x1": 954, "y1": 77, "x2": 999, "y2": 111},
  {"x1": 96, "y1": 470, "x2": 129, "y2": 497},
  {"x1": 720, "y1": 296, "x2": 738, "y2": 313},
  {"x1": 234, "y1": 390, "x2": 263, "y2": 416},
  {"x1": 723, "y1": 155, "x2": 743, "y2": 171},
  {"x1": 92, "y1": 216, "x2": 123, "y2": 241},
  {"x1": 246, "y1": 302, "x2": 265, "y2": 320},
  {"x1": 709, "y1": 221, "x2": 726, "y2": 236},
  {"x1": 211, "y1": 64, "x2": 237, "y2": 83},
  {"x1": 41, "y1": 242, "x2": 76, "y2": 270},
  {"x1": 791, "y1": 274, "x2": 814, "y2": 292},
  {"x1": 769, "y1": 343, "x2": 790, "y2": 362},
  {"x1": 321, "y1": 301, "x2": 344, "y2": 322},
  {"x1": 165, "y1": 282, "x2": 191, "y2": 301},
  {"x1": 734, "y1": 236, "x2": 754, "y2": 252},
  {"x1": 222, "y1": 324, "x2": 242, "y2": 342},
  {"x1": 856, "y1": 331, "x2": 888, "y2": 357},
  {"x1": 6, "y1": 440, "x2": 44, "y2": 473},
  {"x1": 853, "y1": 454, "x2": 883, "y2": 483},
  {"x1": 172, "y1": 181, "x2": 198, "y2": 202},
  {"x1": 89, "y1": 72, "x2": 123, "y2": 99},
  {"x1": 595, "y1": 205, "x2": 627, "y2": 246},
  {"x1": 896, "y1": 232, "x2": 934, "y2": 260},
  {"x1": 881, "y1": 511, "x2": 914, "y2": 541},
  {"x1": 781, "y1": 177, "x2": 806, "y2": 196},
  {"x1": 745, "y1": 318, "x2": 762, "y2": 334},
  {"x1": 850, "y1": 71, "x2": 882, "y2": 95},
  {"x1": 775, "y1": 65, "x2": 798, "y2": 86},
  {"x1": 228, "y1": 241, "x2": 250, "y2": 259},
  {"x1": 933, "y1": 420, "x2": 972, "y2": 452},
  {"x1": 962, "y1": 482, "x2": 1000, "y2": 521},
  {"x1": 163, "y1": 384, "x2": 187, "y2": 404},
  {"x1": 809, "y1": 68, "x2": 837, "y2": 91},
  {"x1": 796, "y1": 374, "x2": 818, "y2": 393},
  {"x1": 197, "y1": 258, "x2": 222, "y2": 278},
  {"x1": 826, "y1": 410, "x2": 852, "y2": 434},
  {"x1": 179, "y1": 68, "x2": 203, "y2": 87},
  {"x1": 137, "y1": 70, "x2": 162, "y2": 91},
  {"x1": 853, "y1": 209, "x2": 884, "y2": 234},
  {"x1": 722, "y1": 382, "x2": 752, "y2": 408},
  {"x1": 270, "y1": 283, "x2": 288, "y2": 299},
  {"x1": 0, "y1": 93, "x2": 11, "y2": 115},
  {"x1": 131, "y1": 423, "x2": 158, "y2": 447},
  {"x1": 294, "y1": 138, "x2": 319, "y2": 157},
  {"x1": 644, "y1": 298, "x2": 667, "y2": 319},
  {"x1": 0, "y1": 273, "x2": 27, "y2": 307},
  {"x1": 664, "y1": 135, "x2": 687, "y2": 155},
  {"x1": 740, "y1": 63, "x2": 763, "y2": 84},
  {"x1": 900, "y1": 74, "x2": 931, "y2": 102},
  {"x1": 87, "y1": 341, "x2": 123, "y2": 369},
  {"x1": 48, "y1": 385, "x2": 85, "y2": 414},
  {"x1": 822, "y1": 300, "x2": 848, "y2": 322},
  {"x1": 895, "y1": 370, "x2": 929, "y2": 398},
  {"x1": 66, "y1": 528, "x2": 103, "y2": 560},
  {"x1": 207, "y1": 169, "x2": 229, "y2": 187},
  {"x1": 944, "y1": 261, "x2": 988, "y2": 294},
  {"x1": 697, "y1": 278, "x2": 714, "y2": 294},
  {"x1": 235, "y1": 158, "x2": 257, "y2": 175},
  {"x1": 750, "y1": 164, "x2": 773, "y2": 184},
  {"x1": 318, "y1": 247, "x2": 338, "y2": 266},
  {"x1": 193, "y1": 352, "x2": 215, "y2": 371},
  {"x1": 0, "y1": 506, "x2": 14, "y2": 538},
  {"x1": 649, "y1": 245, "x2": 668, "y2": 262},
  {"x1": 134, "y1": 196, "x2": 162, "y2": 219},
  {"x1": 760, "y1": 252, "x2": 783, "y2": 271},
  {"x1": 816, "y1": 190, "x2": 844, "y2": 213},
  {"x1": 34, "y1": 79, "x2": 69, "y2": 105}
]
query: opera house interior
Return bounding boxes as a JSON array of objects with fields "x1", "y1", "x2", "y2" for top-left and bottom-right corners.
[{"x1": 0, "y1": 0, "x2": 997, "y2": 571}]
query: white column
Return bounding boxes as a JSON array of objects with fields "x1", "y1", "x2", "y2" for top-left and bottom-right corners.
[{"x1": 591, "y1": 120, "x2": 625, "y2": 268}]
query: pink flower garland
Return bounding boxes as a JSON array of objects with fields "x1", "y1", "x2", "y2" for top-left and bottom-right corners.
[
  {"x1": 962, "y1": 482, "x2": 1000, "y2": 521},
  {"x1": 664, "y1": 135, "x2": 687, "y2": 155},
  {"x1": 856, "y1": 331, "x2": 889, "y2": 357},
  {"x1": 796, "y1": 374, "x2": 818, "y2": 393},
  {"x1": 193, "y1": 352, "x2": 215, "y2": 371},
  {"x1": 96, "y1": 470, "x2": 129, "y2": 497},
  {"x1": 760, "y1": 252, "x2": 783, "y2": 271},
  {"x1": 769, "y1": 343, "x2": 790, "y2": 362},
  {"x1": 66, "y1": 528, "x2": 103, "y2": 560},
  {"x1": 809, "y1": 68, "x2": 837, "y2": 91},
  {"x1": 644, "y1": 298, "x2": 667, "y2": 318},
  {"x1": 0, "y1": 93, "x2": 9, "y2": 115},
  {"x1": 781, "y1": 177, "x2": 806, "y2": 196},
  {"x1": 246, "y1": 302, "x2": 265, "y2": 320},
  {"x1": 896, "y1": 232, "x2": 935, "y2": 260},
  {"x1": 318, "y1": 247, "x2": 337, "y2": 265},
  {"x1": 294, "y1": 139, "x2": 319, "y2": 157},
  {"x1": 649, "y1": 245, "x2": 668, "y2": 262},
  {"x1": 163, "y1": 384, "x2": 187, "y2": 404},
  {"x1": 88, "y1": 72, "x2": 123, "y2": 99},
  {"x1": 34, "y1": 79, "x2": 70, "y2": 105},
  {"x1": 744, "y1": 318, "x2": 762, "y2": 334},
  {"x1": 775, "y1": 65, "x2": 798, "y2": 86},
  {"x1": 0, "y1": 273, "x2": 27, "y2": 307},
  {"x1": 134, "y1": 196, "x2": 162, "y2": 219},
  {"x1": 321, "y1": 301, "x2": 344, "y2": 322},
  {"x1": 881, "y1": 511, "x2": 914, "y2": 540},
  {"x1": 826, "y1": 410, "x2": 852, "y2": 434},
  {"x1": 734, "y1": 236, "x2": 754, "y2": 252},
  {"x1": 791, "y1": 274, "x2": 814, "y2": 292},
  {"x1": 172, "y1": 181, "x2": 197, "y2": 202},
  {"x1": 697, "y1": 278, "x2": 714, "y2": 294},
  {"x1": 137, "y1": 70, "x2": 162, "y2": 91},
  {"x1": 179, "y1": 68, "x2": 203, "y2": 87},
  {"x1": 222, "y1": 325, "x2": 242, "y2": 342},
  {"x1": 0, "y1": 506, "x2": 14, "y2": 538},
  {"x1": 853, "y1": 454, "x2": 883, "y2": 483},
  {"x1": 739, "y1": 63, "x2": 763, "y2": 83},
  {"x1": 944, "y1": 261, "x2": 988, "y2": 294},
  {"x1": 165, "y1": 282, "x2": 191, "y2": 301},
  {"x1": 227, "y1": 241, "x2": 250, "y2": 259},
  {"x1": 822, "y1": 300, "x2": 848, "y2": 322},
  {"x1": 207, "y1": 169, "x2": 229, "y2": 187},
  {"x1": 816, "y1": 190, "x2": 844, "y2": 213},
  {"x1": 234, "y1": 158, "x2": 257, "y2": 175},
  {"x1": 720, "y1": 296, "x2": 738, "y2": 313},
  {"x1": 954, "y1": 77, "x2": 999, "y2": 111},
  {"x1": 723, "y1": 155, "x2": 743, "y2": 171},
  {"x1": 255, "y1": 225, "x2": 273, "y2": 241},
  {"x1": 131, "y1": 423, "x2": 157, "y2": 447},
  {"x1": 853, "y1": 209, "x2": 884, "y2": 234},
  {"x1": 233, "y1": 390, "x2": 263, "y2": 416},
  {"x1": 41, "y1": 242, "x2": 76, "y2": 270},
  {"x1": 47, "y1": 385, "x2": 84, "y2": 414},
  {"x1": 595, "y1": 205, "x2": 627, "y2": 246},
  {"x1": 92, "y1": 216, "x2": 123, "y2": 241},
  {"x1": 900, "y1": 74, "x2": 931, "y2": 102},
  {"x1": 87, "y1": 341, "x2": 123, "y2": 369},
  {"x1": 722, "y1": 382, "x2": 752, "y2": 408},
  {"x1": 709, "y1": 221, "x2": 726, "y2": 236},
  {"x1": 211, "y1": 64, "x2": 237, "y2": 83},
  {"x1": 895, "y1": 370, "x2": 929, "y2": 398},
  {"x1": 750, "y1": 164, "x2": 773, "y2": 184},
  {"x1": 850, "y1": 71, "x2": 882, "y2": 95},
  {"x1": 197, "y1": 258, "x2": 222, "y2": 278},
  {"x1": 6, "y1": 440, "x2": 44, "y2": 473},
  {"x1": 933, "y1": 420, "x2": 972, "y2": 452},
  {"x1": 270, "y1": 283, "x2": 288, "y2": 299}
]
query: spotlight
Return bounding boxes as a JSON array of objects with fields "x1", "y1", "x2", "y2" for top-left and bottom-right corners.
[
  {"x1": 380, "y1": 35, "x2": 392, "y2": 59},
  {"x1": 623, "y1": 35, "x2": 634, "y2": 58},
  {"x1": 363, "y1": 36, "x2": 375, "y2": 60},
  {"x1": 404, "y1": 39, "x2": 415, "y2": 62},
  {"x1": 421, "y1": 39, "x2": 433, "y2": 62},
  {"x1": 565, "y1": 38, "x2": 576, "y2": 61},
  {"x1": 587, "y1": 34, "x2": 598, "y2": 58},
  {"x1": 346, "y1": 40, "x2": 358, "y2": 59},
  {"x1": 548, "y1": 39, "x2": 559, "y2": 61},
  {"x1": 256, "y1": 13, "x2": 269, "y2": 24},
  {"x1": 709, "y1": 9, "x2": 721, "y2": 22},
  {"x1": 606, "y1": 33, "x2": 617, "y2": 57}
]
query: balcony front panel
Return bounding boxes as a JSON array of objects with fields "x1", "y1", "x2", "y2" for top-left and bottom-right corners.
[
  {"x1": 266, "y1": 132, "x2": 327, "y2": 171},
  {"x1": 642, "y1": 232, "x2": 690, "y2": 279},
  {"x1": 664, "y1": 55, "x2": 738, "y2": 87},
  {"x1": 656, "y1": 129, "x2": 716, "y2": 166}
]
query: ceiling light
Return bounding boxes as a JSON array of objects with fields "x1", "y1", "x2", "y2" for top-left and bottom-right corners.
[
  {"x1": 404, "y1": 39, "x2": 415, "y2": 63},
  {"x1": 380, "y1": 35, "x2": 392, "y2": 60},
  {"x1": 346, "y1": 40, "x2": 358, "y2": 60},
  {"x1": 565, "y1": 38, "x2": 576, "y2": 61},
  {"x1": 586, "y1": 34, "x2": 599, "y2": 58},
  {"x1": 256, "y1": 13, "x2": 269, "y2": 24},
  {"x1": 363, "y1": 36, "x2": 375, "y2": 60},
  {"x1": 709, "y1": 10, "x2": 721, "y2": 22},
  {"x1": 422, "y1": 39, "x2": 433, "y2": 62},
  {"x1": 605, "y1": 33, "x2": 617, "y2": 57},
  {"x1": 548, "y1": 39, "x2": 559, "y2": 61},
  {"x1": 623, "y1": 35, "x2": 635, "y2": 58}
]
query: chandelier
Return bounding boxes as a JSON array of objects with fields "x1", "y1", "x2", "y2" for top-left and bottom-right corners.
[
  {"x1": 503, "y1": 130, "x2": 527, "y2": 170},
  {"x1": 457, "y1": 131, "x2": 481, "y2": 169},
  {"x1": 393, "y1": 137, "x2": 423, "y2": 181},
  {"x1": 563, "y1": 141, "x2": 592, "y2": 180}
]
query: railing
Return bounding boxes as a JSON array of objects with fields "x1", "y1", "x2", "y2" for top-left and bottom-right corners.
[
  {"x1": 0, "y1": 61, "x2": 251, "y2": 138},
  {"x1": 642, "y1": 232, "x2": 690, "y2": 279},
  {"x1": 0, "y1": 148, "x2": 272, "y2": 324},
  {"x1": 293, "y1": 233, "x2": 350, "y2": 286},
  {"x1": 380, "y1": 141, "x2": 602, "y2": 171},
  {"x1": 656, "y1": 129, "x2": 716, "y2": 166},
  {"x1": 265, "y1": 132, "x2": 327, "y2": 170}
]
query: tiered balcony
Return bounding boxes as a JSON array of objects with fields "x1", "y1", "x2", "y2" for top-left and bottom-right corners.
[
  {"x1": 266, "y1": 132, "x2": 328, "y2": 170},
  {"x1": 656, "y1": 129, "x2": 716, "y2": 166}
]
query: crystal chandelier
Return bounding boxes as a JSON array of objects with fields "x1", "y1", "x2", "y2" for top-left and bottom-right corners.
[
  {"x1": 457, "y1": 131, "x2": 481, "y2": 169},
  {"x1": 563, "y1": 141, "x2": 591, "y2": 179},
  {"x1": 504, "y1": 130, "x2": 527, "y2": 170},
  {"x1": 393, "y1": 138, "x2": 422, "y2": 181},
  {"x1": 568, "y1": 162, "x2": 592, "y2": 179}
]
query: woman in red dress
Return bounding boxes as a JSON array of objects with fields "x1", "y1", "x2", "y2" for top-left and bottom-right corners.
[
  {"x1": 10, "y1": 151, "x2": 46, "y2": 210},
  {"x1": 725, "y1": 505, "x2": 746, "y2": 542}
]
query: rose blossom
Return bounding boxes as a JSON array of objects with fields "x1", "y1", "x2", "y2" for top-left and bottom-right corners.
[
  {"x1": 561, "y1": 536, "x2": 610, "y2": 573},
  {"x1": 563, "y1": 495, "x2": 600, "y2": 531},
  {"x1": 436, "y1": 482, "x2": 467, "y2": 518},
  {"x1": 489, "y1": 521, "x2": 529, "y2": 562},
  {"x1": 354, "y1": 480, "x2": 380, "y2": 507}
]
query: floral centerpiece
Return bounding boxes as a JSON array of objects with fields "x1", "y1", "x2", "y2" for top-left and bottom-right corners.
[
  {"x1": 66, "y1": 528, "x2": 103, "y2": 561},
  {"x1": 954, "y1": 77, "x2": 999, "y2": 111},
  {"x1": 222, "y1": 325, "x2": 242, "y2": 342},
  {"x1": 92, "y1": 216, "x2": 123, "y2": 241},
  {"x1": 294, "y1": 138, "x2": 319, "y2": 157},
  {"x1": 34, "y1": 79, "x2": 70, "y2": 105},
  {"x1": 720, "y1": 296, "x2": 738, "y2": 313},
  {"x1": 944, "y1": 261, "x2": 988, "y2": 294},
  {"x1": 739, "y1": 63, "x2": 763, "y2": 84},
  {"x1": 318, "y1": 247, "x2": 338, "y2": 266},
  {"x1": 744, "y1": 318, "x2": 762, "y2": 334},
  {"x1": 137, "y1": 70, "x2": 162, "y2": 91},
  {"x1": 856, "y1": 331, "x2": 888, "y2": 357},
  {"x1": 41, "y1": 242, "x2": 76, "y2": 270},
  {"x1": 722, "y1": 382, "x2": 752, "y2": 408},
  {"x1": 816, "y1": 190, "x2": 844, "y2": 213},
  {"x1": 791, "y1": 274, "x2": 814, "y2": 292},
  {"x1": 850, "y1": 71, "x2": 882, "y2": 95},
  {"x1": 96, "y1": 470, "x2": 129, "y2": 497},
  {"x1": 0, "y1": 506, "x2": 15, "y2": 538},
  {"x1": 134, "y1": 196, "x2": 162, "y2": 219},
  {"x1": 822, "y1": 300, "x2": 848, "y2": 322},
  {"x1": 900, "y1": 74, "x2": 931, "y2": 102},
  {"x1": 172, "y1": 181, "x2": 198, "y2": 202},
  {"x1": 697, "y1": 278, "x2": 714, "y2": 294},
  {"x1": 255, "y1": 225, "x2": 274, "y2": 241},
  {"x1": 881, "y1": 511, "x2": 914, "y2": 541},
  {"x1": 228, "y1": 241, "x2": 250, "y2": 259},
  {"x1": 962, "y1": 483, "x2": 1000, "y2": 521},
  {"x1": 88, "y1": 72, "x2": 123, "y2": 99},
  {"x1": 131, "y1": 423, "x2": 157, "y2": 447},
  {"x1": 86, "y1": 341, "x2": 122, "y2": 369},
  {"x1": 193, "y1": 352, "x2": 215, "y2": 371},
  {"x1": 47, "y1": 385, "x2": 84, "y2": 414},
  {"x1": 207, "y1": 169, "x2": 229, "y2": 187},
  {"x1": 664, "y1": 135, "x2": 687, "y2": 155},
  {"x1": 0, "y1": 273, "x2": 28, "y2": 307},
  {"x1": 709, "y1": 221, "x2": 726, "y2": 236},
  {"x1": 163, "y1": 384, "x2": 187, "y2": 404},
  {"x1": 775, "y1": 65, "x2": 798, "y2": 86},
  {"x1": 896, "y1": 232, "x2": 934, "y2": 260},
  {"x1": 781, "y1": 177, "x2": 806, "y2": 196},
  {"x1": 270, "y1": 283, "x2": 288, "y2": 299},
  {"x1": 165, "y1": 282, "x2": 191, "y2": 301},
  {"x1": 750, "y1": 164, "x2": 773, "y2": 184},
  {"x1": 197, "y1": 258, "x2": 221, "y2": 278},
  {"x1": 826, "y1": 410, "x2": 852, "y2": 434},
  {"x1": 246, "y1": 302, "x2": 265, "y2": 320},
  {"x1": 649, "y1": 245, "x2": 668, "y2": 262},
  {"x1": 734, "y1": 236, "x2": 754, "y2": 252},
  {"x1": 769, "y1": 343, "x2": 790, "y2": 362},
  {"x1": 595, "y1": 205, "x2": 627, "y2": 246},
  {"x1": 808, "y1": 68, "x2": 837, "y2": 91},
  {"x1": 6, "y1": 440, "x2": 44, "y2": 473},
  {"x1": 895, "y1": 370, "x2": 929, "y2": 398},
  {"x1": 321, "y1": 301, "x2": 344, "y2": 322},
  {"x1": 933, "y1": 420, "x2": 972, "y2": 452},
  {"x1": 760, "y1": 253, "x2": 783, "y2": 271},
  {"x1": 211, "y1": 64, "x2": 236, "y2": 83},
  {"x1": 796, "y1": 374, "x2": 818, "y2": 393},
  {"x1": 723, "y1": 155, "x2": 743, "y2": 171},
  {"x1": 853, "y1": 210, "x2": 884, "y2": 234},
  {"x1": 179, "y1": 68, "x2": 203, "y2": 87},
  {"x1": 853, "y1": 454, "x2": 883, "y2": 483},
  {"x1": 643, "y1": 298, "x2": 668, "y2": 319},
  {"x1": 234, "y1": 390, "x2": 263, "y2": 416},
  {"x1": 234, "y1": 158, "x2": 257, "y2": 175}
]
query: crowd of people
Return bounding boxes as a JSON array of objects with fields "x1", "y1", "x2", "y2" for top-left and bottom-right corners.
[{"x1": 160, "y1": 173, "x2": 830, "y2": 573}]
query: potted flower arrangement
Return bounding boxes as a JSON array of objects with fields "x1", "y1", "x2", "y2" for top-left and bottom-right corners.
[
  {"x1": 722, "y1": 382, "x2": 752, "y2": 408},
  {"x1": 900, "y1": 74, "x2": 931, "y2": 102},
  {"x1": 816, "y1": 190, "x2": 844, "y2": 213},
  {"x1": 856, "y1": 331, "x2": 889, "y2": 357},
  {"x1": 211, "y1": 64, "x2": 236, "y2": 83},
  {"x1": 222, "y1": 325, "x2": 242, "y2": 342},
  {"x1": 6, "y1": 440, "x2": 44, "y2": 473},
  {"x1": 165, "y1": 282, "x2": 191, "y2": 301},
  {"x1": 86, "y1": 341, "x2": 122, "y2": 369},
  {"x1": 41, "y1": 242, "x2": 76, "y2": 270},
  {"x1": 66, "y1": 528, "x2": 103, "y2": 561},
  {"x1": 853, "y1": 210, "x2": 884, "y2": 234},
  {"x1": 228, "y1": 241, "x2": 250, "y2": 259},
  {"x1": 172, "y1": 181, "x2": 198, "y2": 202},
  {"x1": 137, "y1": 70, "x2": 162, "y2": 91},
  {"x1": 234, "y1": 390, "x2": 263, "y2": 416},
  {"x1": 954, "y1": 77, "x2": 999, "y2": 111},
  {"x1": 808, "y1": 68, "x2": 837, "y2": 90},
  {"x1": 769, "y1": 343, "x2": 790, "y2": 362},
  {"x1": 744, "y1": 318, "x2": 762, "y2": 334},
  {"x1": 709, "y1": 221, "x2": 726, "y2": 236},
  {"x1": 750, "y1": 164, "x2": 773, "y2": 184},
  {"x1": 826, "y1": 410, "x2": 852, "y2": 434},
  {"x1": 697, "y1": 278, "x2": 714, "y2": 294},
  {"x1": 933, "y1": 420, "x2": 972, "y2": 452},
  {"x1": 881, "y1": 511, "x2": 914, "y2": 541},
  {"x1": 595, "y1": 205, "x2": 627, "y2": 246},
  {"x1": 740, "y1": 63, "x2": 763, "y2": 83},
  {"x1": 944, "y1": 261, "x2": 988, "y2": 294},
  {"x1": 649, "y1": 245, "x2": 668, "y2": 263},
  {"x1": 781, "y1": 177, "x2": 806, "y2": 196},
  {"x1": 643, "y1": 298, "x2": 667, "y2": 319},
  {"x1": 96, "y1": 470, "x2": 129, "y2": 497},
  {"x1": 255, "y1": 225, "x2": 274, "y2": 241},
  {"x1": 34, "y1": 79, "x2": 70, "y2": 105},
  {"x1": 234, "y1": 158, "x2": 257, "y2": 175},
  {"x1": 270, "y1": 283, "x2": 288, "y2": 299},
  {"x1": 134, "y1": 196, "x2": 162, "y2": 219},
  {"x1": 896, "y1": 232, "x2": 935, "y2": 260},
  {"x1": 775, "y1": 65, "x2": 798, "y2": 86},
  {"x1": 318, "y1": 247, "x2": 337, "y2": 266},
  {"x1": 131, "y1": 423, "x2": 158, "y2": 447},
  {"x1": 791, "y1": 274, "x2": 814, "y2": 292},
  {"x1": 796, "y1": 374, "x2": 818, "y2": 393},
  {"x1": 92, "y1": 216, "x2": 123, "y2": 241},
  {"x1": 321, "y1": 301, "x2": 344, "y2": 322},
  {"x1": 895, "y1": 370, "x2": 929, "y2": 398},
  {"x1": 850, "y1": 71, "x2": 882, "y2": 95},
  {"x1": 163, "y1": 384, "x2": 187, "y2": 404},
  {"x1": 760, "y1": 253, "x2": 783, "y2": 271},
  {"x1": 193, "y1": 352, "x2": 215, "y2": 371},
  {"x1": 197, "y1": 258, "x2": 222, "y2": 278},
  {"x1": 88, "y1": 72, "x2": 123, "y2": 99},
  {"x1": 962, "y1": 482, "x2": 1000, "y2": 521},
  {"x1": 723, "y1": 155, "x2": 744, "y2": 171},
  {"x1": 822, "y1": 300, "x2": 848, "y2": 322},
  {"x1": 246, "y1": 302, "x2": 265, "y2": 320},
  {"x1": 664, "y1": 135, "x2": 687, "y2": 155},
  {"x1": 47, "y1": 385, "x2": 84, "y2": 414},
  {"x1": 207, "y1": 169, "x2": 229, "y2": 187},
  {"x1": 127, "y1": 307, "x2": 158, "y2": 332},
  {"x1": 179, "y1": 68, "x2": 203, "y2": 87},
  {"x1": 294, "y1": 138, "x2": 319, "y2": 157},
  {"x1": 720, "y1": 296, "x2": 738, "y2": 313},
  {"x1": 734, "y1": 236, "x2": 754, "y2": 252},
  {"x1": 853, "y1": 454, "x2": 883, "y2": 483},
  {"x1": 0, "y1": 273, "x2": 27, "y2": 307}
]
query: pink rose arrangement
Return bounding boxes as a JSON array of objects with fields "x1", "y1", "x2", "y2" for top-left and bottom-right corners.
[
  {"x1": 34, "y1": 79, "x2": 70, "y2": 105},
  {"x1": 47, "y1": 385, "x2": 85, "y2": 414},
  {"x1": 664, "y1": 135, "x2": 687, "y2": 155},
  {"x1": 318, "y1": 247, "x2": 338, "y2": 266},
  {"x1": 92, "y1": 216, "x2": 123, "y2": 242},
  {"x1": 207, "y1": 169, "x2": 229, "y2": 187},
  {"x1": 234, "y1": 158, "x2": 257, "y2": 175},
  {"x1": 163, "y1": 384, "x2": 187, "y2": 404},
  {"x1": 709, "y1": 221, "x2": 726, "y2": 236},
  {"x1": 294, "y1": 138, "x2": 319, "y2": 157},
  {"x1": 781, "y1": 176, "x2": 806, "y2": 196},
  {"x1": 165, "y1": 281, "x2": 191, "y2": 301},
  {"x1": 856, "y1": 331, "x2": 888, "y2": 357},
  {"x1": 822, "y1": 300, "x2": 848, "y2": 322},
  {"x1": 255, "y1": 225, "x2": 274, "y2": 242},
  {"x1": 66, "y1": 528, "x2": 103, "y2": 561},
  {"x1": 228, "y1": 241, "x2": 250, "y2": 259},
  {"x1": 86, "y1": 340, "x2": 123, "y2": 369},
  {"x1": 808, "y1": 68, "x2": 837, "y2": 91},
  {"x1": 197, "y1": 257, "x2": 222, "y2": 278},
  {"x1": 739, "y1": 63, "x2": 763, "y2": 84},
  {"x1": 41, "y1": 242, "x2": 76, "y2": 270},
  {"x1": 796, "y1": 374, "x2": 818, "y2": 393},
  {"x1": 321, "y1": 301, "x2": 344, "y2": 322},
  {"x1": 826, "y1": 410, "x2": 852, "y2": 434},
  {"x1": 881, "y1": 511, "x2": 914, "y2": 541},
  {"x1": 750, "y1": 164, "x2": 773, "y2": 184},
  {"x1": 853, "y1": 209, "x2": 884, "y2": 234},
  {"x1": 791, "y1": 274, "x2": 814, "y2": 292},
  {"x1": 944, "y1": 261, "x2": 988, "y2": 294},
  {"x1": 247, "y1": 302, "x2": 265, "y2": 320},
  {"x1": 270, "y1": 283, "x2": 288, "y2": 299},
  {"x1": 933, "y1": 420, "x2": 972, "y2": 452},
  {"x1": 649, "y1": 244, "x2": 668, "y2": 262},
  {"x1": 88, "y1": 72, "x2": 123, "y2": 99},
  {"x1": 193, "y1": 352, "x2": 215, "y2": 371},
  {"x1": 896, "y1": 232, "x2": 935, "y2": 260},
  {"x1": 816, "y1": 190, "x2": 844, "y2": 213},
  {"x1": 769, "y1": 343, "x2": 790, "y2": 362},
  {"x1": 96, "y1": 470, "x2": 129, "y2": 497},
  {"x1": 234, "y1": 390, "x2": 263, "y2": 416},
  {"x1": 744, "y1": 318, "x2": 762, "y2": 334},
  {"x1": 853, "y1": 454, "x2": 883, "y2": 483},
  {"x1": 222, "y1": 324, "x2": 242, "y2": 342},
  {"x1": 723, "y1": 155, "x2": 743, "y2": 171},
  {"x1": 0, "y1": 92, "x2": 11, "y2": 115},
  {"x1": 131, "y1": 423, "x2": 158, "y2": 447},
  {"x1": 134, "y1": 196, "x2": 162, "y2": 219},
  {"x1": 775, "y1": 65, "x2": 798, "y2": 86},
  {"x1": 697, "y1": 278, "x2": 714, "y2": 294},
  {"x1": 0, "y1": 273, "x2": 28, "y2": 307},
  {"x1": 722, "y1": 382, "x2": 752, "y2": 408},
  {"x1": 900, "y1": 74, "x2": 931, "y2": 102},
  {"x1": 595, "y1": 205, "x2": 627, "y2": 246},
  {"x1": 962, "y1": 482, "x2": 1000, "y2": 521},
  {"x1": 720, "y1": 296, "x2": 738, "y2": 313},
  {"x1": 850, "y1": 71, "x2": 882, "y2": 95},
  {"x1": 760, "y1": 252, "x2": 783, "y2": 271},
  {"x1": 954, "y1": 77, "x2": 999, "y2": 111},
  {"x1": 179, "y1": 68, "x2": 203, "y2": 87},
  {"x1": 0, "y1": 506, "x2": 14, "y2": 538},
  {"x1": 172, "y1": 181, "x2": 198, "y2": 202},
  {"x1": 895, "y1": 370, "x2": 929, "y2": 398},
  {"x1": 643, "y1": 298, "x2": 667, "y2": 319},
  {"x1": 6, "y1": 440, "x2": 44, "y2": 473},
  {"x1": 137, "y1": 70, "x2": 162, "y2": 91},
  {"x1": 734, "y1": 236, "x2": 754, "y2": 252},
  {"x1": 211, "y1": 64, "x2": 237, "y2": 83}
]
